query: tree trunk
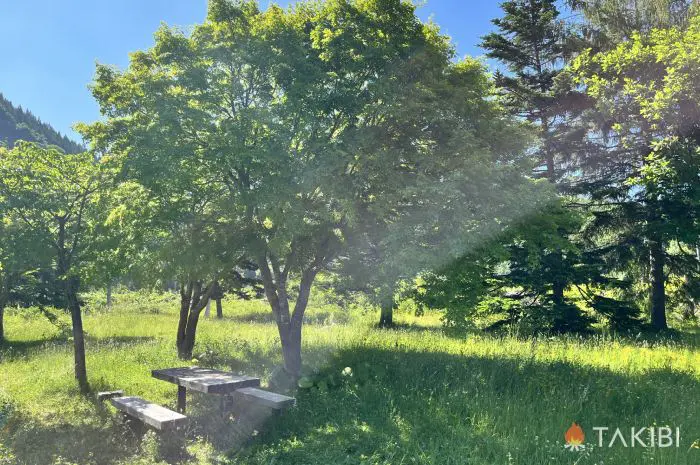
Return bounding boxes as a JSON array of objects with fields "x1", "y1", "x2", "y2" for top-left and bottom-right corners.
[
  {"x1": 180, "y1": 309, "x2": 202, "y2": 360},
  {"x1": 0, "y1": 301, "x2": 4, "y2": 343},
  {"x1": 212, "y1": 280, "x2": 223, "y2": 319},
  {"x1": 694, "y1": 245, "x2": 700, "y2": 319},
  {"x1": 279, "y1": 321, "x2": 302, "y2": 378},
  {"x1": 177, "y1": 282, "x2": 193, "y2": 358},
  {"x1": 649, "y1": 238, "x2": 668, "y2": 331},
  {"x1": 541, "y1": 117, "x2": 555, "y2": 180},
  {"x1": 284, "y1": 270, "x2": 315, "y2": 378},
  {"x1": 216, "y1": 298, "x2": 223, "y2": 319},
  {"x1": 204, "y1": 299, "x2": 211, "y2": 318},
  {"x1": 176, "y1": 280, "x2": 215, "y2": 359},
  {"x1": 379, "y1": 301, "x2": 394, "y2": 327},
  {"x1": 550, "y1": 247, "x2": 566, "y2": 306},
  {"x1": 546, "y1": 155, "x2": 555, "y2": 179},
  {"x1": 0, "y1": 276, "x2": 8, "y2": 343},
  {"x1": 55, "y1": 219, "x2": 88, "y2": 392},
  {"x1": 258, "y1": 254, "x2": 317, "y2": 381},
  {"x1": 66, "y1": 275, "x2": 89, "y2": 392},
  {"x1": 552, "y1": 279, "x2": 565, "y2": 306},
  {"x1": 542, "y1": 118, "x2": 567, "y2": 308}
]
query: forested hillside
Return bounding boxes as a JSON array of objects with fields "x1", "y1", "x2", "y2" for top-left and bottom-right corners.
[{"x1": 0, "y1": 93, "x2": 83, "y2": 153}]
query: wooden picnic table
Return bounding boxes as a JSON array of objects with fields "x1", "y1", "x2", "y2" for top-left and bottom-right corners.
[{"x1": 152, "y1": 366, "x2": 260, "y2": 413}]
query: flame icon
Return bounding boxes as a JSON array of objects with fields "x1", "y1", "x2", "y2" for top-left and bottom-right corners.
[{"x1": 564, "y1": 423, "x2": 586, "y2": 451}]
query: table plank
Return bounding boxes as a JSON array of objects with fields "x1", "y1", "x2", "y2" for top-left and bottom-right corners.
[{"x1": 152, "y1": 366, "x2": 260, "y2": 394}]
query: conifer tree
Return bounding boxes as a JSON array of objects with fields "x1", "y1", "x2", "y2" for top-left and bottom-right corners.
[
  {"x1": 481, "y1": 0, "x2": 583, "y2": 180},
  {"x1": 480, "y1": 0, "x2": 588, "y2": 309}
]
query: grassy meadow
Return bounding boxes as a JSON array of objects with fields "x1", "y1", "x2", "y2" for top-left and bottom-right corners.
[{"x1": 0, "y1": 290, "x2": 698, "y2": 465}]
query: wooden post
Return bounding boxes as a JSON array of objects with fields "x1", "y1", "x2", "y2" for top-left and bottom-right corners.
[{"x1": 177, "y1": 386, "x2": 186, "y2": 413}]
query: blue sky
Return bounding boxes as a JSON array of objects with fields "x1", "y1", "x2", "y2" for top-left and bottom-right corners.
[{"x1": 0, "y1": 1, "x2": 503, "y2": 142}]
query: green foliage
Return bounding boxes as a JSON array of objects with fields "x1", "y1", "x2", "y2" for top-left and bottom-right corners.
[
  {"x1": 481, "y1": 0, "x2": 586, "y2": 178},
  {"x1": 3, "y1": 4, "x2": 700, "y2": 462},
  {"x1": 0, "y1": 142, "x2": 131, "y2": 387},
  {"x1": 414, "y1": 249, "x2": 499, "y2": 333},
  {"x1": 488, "y1": 299, "x2": 595, "y2": 336},
  {"x1": 0, "y1": 143, "x2": 116, "y2": 288},
  {"x1": 445, "y1": 0, "x2": 619, "y2": 336},
  {"x1": 567, "y1": 0, "x2": 697, "y2": 46},
  {"x1": 417, "y1": 192, "x2": 639, "y2": 333},
  {"x1": 0, "y1": 444, "x2": 16, "y2": 465},
  {"x1": 590, "y1": 295, "x2": 644, "y2": 331},
  {"x1": 482, "y1": 0, "x2": 576, "y2": 101},
  {"x1": 0, "y1": 149, "x2": 60, "y2": 318}
]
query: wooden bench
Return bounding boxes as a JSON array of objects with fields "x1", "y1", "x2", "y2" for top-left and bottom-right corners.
[
  {"x1": 231, "y1": 387, "x2": 295, "y2": 410},
  {"x1": 110, "y1": 396, "x2": 187, "y2": 431}
]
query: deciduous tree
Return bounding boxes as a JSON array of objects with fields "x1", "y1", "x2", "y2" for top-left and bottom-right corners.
[
  {"x1": 84, "y1": 0, "x2": 532, "y2": 380},
  {"x1": 0, "y1": 143, "x2": 113, "y2": 390}
]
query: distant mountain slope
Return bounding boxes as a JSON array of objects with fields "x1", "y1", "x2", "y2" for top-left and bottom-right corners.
[{"x1": 0, "y1": 93, "x2": 84, "y2": 153}]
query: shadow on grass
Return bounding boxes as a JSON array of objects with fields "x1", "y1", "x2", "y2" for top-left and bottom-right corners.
[
  {"x1": 1, "y1": 399, "x2": 142, "y2": 465},
  {"x1": 0, "y1": 336, "x2": 157, "y2": 363},
  {"x1": 384, "y1": 319, "x2": 700, "y2": 348},
  {"x1": 0, "y1": 337, "x2": 69, "y2": 361},
  {"x1": 232, "y1": 346, "x2": 700, "y2": 465},
  {"x1": 223, "y1": 310, "x2": 275, "y2": 324}
]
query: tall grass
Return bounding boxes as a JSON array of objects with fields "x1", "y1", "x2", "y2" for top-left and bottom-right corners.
[{"x1": 0, "y1": 290, "x2": 698, "y2": 464}]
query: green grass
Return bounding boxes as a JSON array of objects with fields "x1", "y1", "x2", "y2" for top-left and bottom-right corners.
[{"x1": 0, "y1": 290, "x2": 698, "y2": 465}]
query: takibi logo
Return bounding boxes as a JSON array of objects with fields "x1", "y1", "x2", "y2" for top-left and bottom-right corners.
[
  {"x1": 564, "y1": 422, "x2": 586, "y2": 451},
  {"x1": 563, "y1": 422, "x2": 682, "y2": 452}
]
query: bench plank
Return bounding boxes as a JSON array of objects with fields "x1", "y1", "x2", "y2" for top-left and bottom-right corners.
[
  {"x1": 232, "y1": 387, "x2": 296, "y2": 410},
  {"x1": 111, "y1": 396, "x2": 187, "y2": 431},
  {"x1": 152, "y1": 367, "x2": 260, "y2": 394}
]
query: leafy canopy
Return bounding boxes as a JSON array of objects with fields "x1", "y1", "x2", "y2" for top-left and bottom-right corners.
[{"x1": 82, "y1": 0, "x2": 530, "y2": 287}]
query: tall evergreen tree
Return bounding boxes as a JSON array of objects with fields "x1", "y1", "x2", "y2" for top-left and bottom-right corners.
[
  {"x1": 480, "y1": 0, "x2": 590, "y2": 311},
  {"x1": 481, "y1": 0, "x2": 584, "y2": 180}
]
